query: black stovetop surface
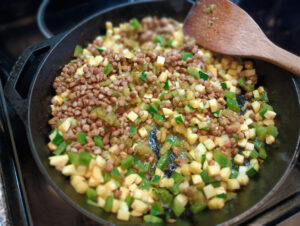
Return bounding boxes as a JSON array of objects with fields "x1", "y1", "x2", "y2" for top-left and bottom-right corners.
[{"x1": 1, "y1": 0, "x2": 300, "y2": 225}]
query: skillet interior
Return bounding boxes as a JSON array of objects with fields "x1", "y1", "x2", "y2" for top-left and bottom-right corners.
[{"x1": 27, "y1": 0, "x2": 300, "y2": 225}]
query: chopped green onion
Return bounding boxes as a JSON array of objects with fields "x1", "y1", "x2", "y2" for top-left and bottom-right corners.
[
  {"x1": 86, "y1": 188, "x2": 97, "y2": 201},
  {"x1": 93, "y1": 136, "x2": 104, "y2": 148},
  {"x1": 144, "y1": 215, "x2": 163, "y2": 223},
  {"x1": 130, "y1": 18, "x2": 140, "y2": 29},
  {"x1": 230, "y1": 167, "x2": 239, "y2": 179},
  {"x1": 213, "y1": 109, "x2": 220, "y2": 117},
  {"x1": 175, "y1": 115, "x2": 184, "y2": 124},
  {"x1": 199, "y1": 70, "x2": 209, "y2": 80},
  {"x1": 152, "y1": 175, "x2": 161, "y2": 184},
  {"x1": 77, "y1": 132, "x2": 87, "y2": 145},
  {"x1": 154, "y1": 35, "x2": 165, "y2": 47},
  {"x1": 164, "y1": 79, "x2": 170, "y2": 90},
  {"x1": 182, "y1": 51, "x2": 193, "y2": 61},
  {"x1": 201, "y1": 154, "x2": 206, "y2": 164},
  {"x1": 97, "y1": 47, "x2": 104, "y2": 53},
  {"x1": 86, "y1": 198, "x2": 99, "y2": 207},
  {"x1": 221, "y1": 82, "x2": 227, "y2": 90},
  {"x1": 139, "y1": 71, "x2": 147, "y2": 82},
  {"x1": 73, "y1": 45, "x2": 83, "y2": 57},
  {"x1": 216, "y1": 193, "x2": 227, "y2": 199},
  {"x1": 79, "y1": 152, "x2": 93, "y2": 166},
  {"x1": 246, "y1": 167, "x2": 257, "y2": 177},
  {"x1": 53, "y1": 141, "x2": 66, "y2": 155},
  {"x1": 104, "y1": 65, "x2": 113, "y2": 75},
  {"x1": 104, "y1": 196, "x2": 114, "y2": 212}
]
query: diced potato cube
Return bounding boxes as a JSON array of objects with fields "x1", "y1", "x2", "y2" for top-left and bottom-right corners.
[
  {"x1": 159, "y1": 178, "x2": 174, "y2": 188},
  {"x1": 138, "y1": 127, "x2": 148, "y2": 138},
  {"x1": 189, "y1": 99, "x2": 201, "y2": 108},
  {"x1": 127, "y1": 111, "x2": 138, "y2": 122},
  {"x1": 234, "y1": 154, "x2": 244, "y2": 165},
  {"x1": 242, "y1": 151, "x2": 251, "y2": 158},
  {"x1": 249, "y1": 128, "x2": 256, "y2": 139},
  {"x1": 124, "y1": 174, "x2": 138, "y2": 187},
  {"x1": 52, "y1": 95, "x2": 63, "y2": 105},
  {"x1": 203, "y1": 139, "x2": 216, "y2": 150},
  {"x1": 133, "y1": 189, "x2": 143, "y2": 199},
  {"x1": 75, "y1": 66, "x2": 84, "y2": 76},
  {"x1": 130, "y1": 210, "x2": 143, "y2": 217},
  {"x1": 208, "y1": 197, "x2": 225, "y2": 210},
  {"x1": 263, "y1": 119, "x2": 274, "y2": 126},
  {"x1": 70, "y1": 175, "x2": 88, "y2": 194},
  {"x1": 266, "y1": 134, "x2": 275, "y2": 144},
  {"x1": 206, "y1": 152, "x2": 213, "y2": 161},
  {"x1": 49, "y1": 154, "x2": 69, "y2": 168},
  {"x1": 141, "y1": 110, "x2": 149, "y2": 121},
  {"x1": 144, "y1": 93, "x2": 153, "y2": 99},
  {"x1": 195, "y1": 85, "x2": 206, "y2": 93},
  {"x1": 195, "y1": 143, "x2": 207, "y2": 154},
  {"x1": 258, "y1": 86, "x2": 265, "y2": 93},
  {"x1": 192, "y1": 175, "x2": 203, "y2": 185},
  {"x1": 76, "y1": 165, "x2": 87, "y2": 176},
  {"x1": 97, "y1": 185, "x2": 112, "y2": 198},
  {"x1": 129, "y1": 184, "x2": 138, "y2": 192},
  {"x1": 162, "y1": 108, "x2": 174, "y2": 117},
  {"x1": 209, "y1": 99, "x2": 218, "y2": 113},
  {"x1": 214, "y1": 186, "x2": 226, "y2": 195},
  {"x1": 227, "y1": 179, "x2": 240, "y2": 190},
  {"x1": 88, "y1": 176, "x2": 100, "y2": 187},
  {"x1": 58, "y1": 118, "x2": 72, "y2": 133},
  {"x1": 264, "y1": 110, "x2": 276, "y2": 120},
  {"x1": 253, "y1": 90, "x2": 260, "y2": 98},
  {"x1": 252, "y1": 101, "x2": 260, "y2": 113},
  {"x1": 245, "y1": 142, "x2": 254, "y2": 151},
  {"x1": 106, "y1": 180, "x2": 118, "y2": 191},
  {"x1": 117, "y1": 210, "x2": 130, "y2": 221},
  {"x1": 109, "y1": 144, "x2": 118, "y2": 153},
  {"x1": 181, "y1": 164, "x2": 190, "y2": 176},
  {"x1": 175, "y1": 194, "x2": 188, "y2": 207},
  {"x1": 157, "y1": 56, "x2": 165, "y2": 66},
  {"x1": 238, "y1": 139, "x2": 247, "y2": 148},
  {"x1": 131, "y1": 200, "x2": 148, "y2": 213},
  {"x1": 241, "y1": 69, "x2": 256, "y2": 77},
  {"x1": 112, "y1": 199, "x2": 121, "y2": 213},
  {"x1": 187, "y1": 90, "x2": 195, "y2": 100},
  {"x1": 98, "y1": 197, "x2": 105, "y2": 208},
  {"x1": 203, "y1": 184, "x2": 216, "y2": 199},
  {"x1": 190, "y1": 161, "x2": 202, "y2": 174},
  {"x1": 62, "y1": 164, "x2": 76, "y2": 176},
  {"x1": 159, "y1": 71, "x2": 168, "y2": 82},
  {"x1": 96, "y1": 155, "x2": 106, "y2": 169},
  {"x1": 120, "y1": 187, "x2": 129, "y2": 201},
  {"x1": 187, "y1": 133, "x2": 198, "y2": 145},
  {"x1": 48, "y1": 142, "x2": 57, "y2": 151},
  {"x1": 220, "y1": 167, "x2": 231, "y2": 181},
  {"x1": 207, "y1": 164, "x2": 221, "y2": 177},
  {"x1": 179, "y1": 181, "x2": 189, "y2": 192},
  {"x1": 123, "y1": 50, "x2": 134, "y2": 59},
  {"x1": 93, "y1": 166, "x2": 103, "y2": 183},
  {"x1": 237, "y1": 174, "x2": 249, "y2": 186}
]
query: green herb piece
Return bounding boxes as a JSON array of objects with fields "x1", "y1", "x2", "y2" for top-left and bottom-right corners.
[
  {"x1": 103, "y1": 171, "x2": 111, "y2": 183},
  {"x1": 209, "y1": 20, "x2": 214, "y2": 27},
  {"x1": 175, "y1": 115, "x2": 184, "y2": 124},
  {"x1": 250, "y1": 150, "x2": 259, "y2": 159},
  {"x1": 150, "y1": 202, "x2": 164, "y2": 216},
  {"x1": 164, "y1": 79, "x2": 170, "y2": 90},
  {"x1": 79, "y1": 152, "x2": 93, "y2": 166},
  {"x1": 157, "y1": 152, "x2": 170, "y2": 170},
  {"x1": 213, "y1": 109, "x2": 220, "y2": 117},
  {"x1": 225, "y1": 91, "x2": 236, "y2": 99},
  {"x1": 73, "y1": 45, "x2": 83, "y2": 57},
  {"x1": 129, "y1": 126, "x2": 137, "y2": 137},
  {"x1": 121, "y1": 155, "x2": 134, "y2": 170},
  {"x1": 139, "y1": 162, "x2": 151, "y2": 174},
  {"x1": 104, "y1": 65, "x2": 113, "y2": 75},
  {"x1": 77, "y1": 132, "x2": 87, "y2": 145},
  {"x1": 154, "y1": 35, "x2": 165, "y2": 47},
  {"x1": 246, "y1": 167, "x2": 257, "y2": 177},
  {"x1": 147, "y1": 103, "x2": 158, "y2": 115},
  {"x1": 190, "y1": 203, "x2": 207, "y2": 214},
  {"x1": 51, "y1": 130, "x2": 63, "y2": 145},
  {"x1": 230, "y1": 167, "x2": 239, "y2": 179},
  {"x1": 227, "y1": 98, "x2": 240, "y2": 112},
  {"x1": 111, "y1": 167, "x2": 121, "y2": 181},
  {"x1": 182, "y1": 51, "x2": 193, "y2": 61},
  {"x1": 267, "y1": 126, "x2": 279, "y2": 138},
  {"x1": 216, "y1": 193, "x2": 227, "y2": 199},
  {"x1": 200, "y1": 170, "x2": 212, "y2": 183},
  {"x1": 139, "y1": 71, "x2": 147, "y2": 82},
  {"x1": 68, "y1": 152, "x2": 80, "y2": 165},
  {"x1": 86, "y1": 188, "x2": 97, "y2": 201},
  {"x1": 104, "y1": 196, "x2": 114, "y2": 212},
  {"x1": 199, "y1": 70, "x2": 209, "y2": 80},
  {"x1": 130, "y1": 18, "x2": 140, "y2": 29},
  {"x1": 201, "y1": 154, "x2": 206, "y2": 164},
  {"x1": 93, "y1": 136, "x2": 104, "y2": 148},
  {"x1": 86, "y1": 198, "x2": 99, "y2": 207},
  {"x1": 221, "y1": 82, "x2": 227, "y2": 90},
  {"x1": 213, "y1": 150, "x2": 230, "y2": 168},
  {"x1": 144, "y1": 215, "x2": 163, "y2": 223},
  {"x1": 140, "y1": 180, "x2": 151, "y2": 190},
  {"x1": 97, "y1": 47, "x2": 104, "y2": 53},
  {"x1": 53, "y1": 141, "x2": 66, "y2": 155}
]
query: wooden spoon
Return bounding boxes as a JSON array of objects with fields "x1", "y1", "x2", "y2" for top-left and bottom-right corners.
[{"x1": 183, "y1": 0, "x2": 300, "y2": 75}]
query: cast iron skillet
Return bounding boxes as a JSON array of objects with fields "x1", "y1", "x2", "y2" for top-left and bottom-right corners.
[{"x1": 4, "y1": 0, "x2": 300, "y2": 225}]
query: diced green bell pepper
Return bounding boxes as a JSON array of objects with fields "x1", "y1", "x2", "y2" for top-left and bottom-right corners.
[
  {"x1": 121, "y1": 155, "x2": 134, "y2": 170},
  {"x1": 187, "y1": 66, "x2": 199, "y2": 78},
  {"x1": 104, "y1": 196, "x2": 114, "y2": 212},
  {"x1": 224, "y1": 91, "x2": 236, "y2": 99},
  {"x1": 246, "y1": 167, "x2": 257, "y2": 177},
  {"x1": 190, "y1": 203, "x2": 207, "y2": 214},
  {"x1": 259, "y1": 148, "x2": 267, "y2": 159},
  {"x1": 73, "y1": 45, "x2": 83, "y2": 57},
  {"x1": 171, "y1": 173, "x2": 183, "y2": 184},
  {"x1": 93, "y1": 136, "x2": 104, "y2": 148},
  {"x1": 216, "y1": 193, "x2": 227, "y2": 199},
  {"x1": 157, "y1": 152, "x2": 169, "y2": 170},
  {"x1": 77, "y1": 132, "x2": 87, "y2": 145},
  {"x1": 230, "y1": 167, "x2": 238, "y2": 179},
  {"x1": 144, "y1": 215, "x2": 163, "y2": 223},
  {"x1": 139, "y1": 162, "x2": 151, "y2": 174},
  {"x1": 259, "y1": 103, "x2": 273, "y2": 117},
  {"x1": 104, "y1": 65, "x2": 113, "y2": 75},
  {"x1": 213, "y1": 150, "x2": 231, "y2": 168},
  {"x1": 111, "y1": 167, "x2": 121, "y2": 181},
  {"x1": 172, "y1": 195, "x2": 185, "y2": 217},
  {"x1": 150, "y1": 201, "x2": 164, "y2": 216},
  {"x1": 53, "y1": 141, "x2": 66, "y2": 155},
  {"x1": 125, "y1": 196, "x2": 134, "y2": 207},
  {"x1": 139, "y1": 180, "x2": 151, "y2": 190},
  {"x1": 79, "y1": 152, "x2": 93, "y2": 165},
  {"x1": 86, "y1": 188, "x2": 97, "y2": 201},
  {"x1": 250, "y1": 150, "x2": 259, "y2": 159},
  {"x1": 227, "y1": 98, "x2": 240, "y2": 112},
  {"x1": 256, "y1": 126, "x2": 267, "y2": 141},
  {"x1": 200, "y1": 170, "x2": 212, "y2": 183},
  {"x1": 68, "y1": 152, "x2": 80, "y2": 165},
  {"x1": 267, "y1": 126, "x2": 278, "y2": 138},
  {"x1": 51, "y1": 130, "x2": 64, "y2": 145}
]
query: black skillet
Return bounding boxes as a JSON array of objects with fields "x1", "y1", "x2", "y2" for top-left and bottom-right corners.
[{"x1": 4, "y1": 0, "x2": 300, "y2": 225}]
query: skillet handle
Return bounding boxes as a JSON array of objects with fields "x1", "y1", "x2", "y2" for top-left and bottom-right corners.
[{"x1": 4, "y1": 34, "x2": 64, "y2": 123}]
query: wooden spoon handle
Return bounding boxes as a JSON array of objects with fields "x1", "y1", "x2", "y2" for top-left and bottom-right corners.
[{"x1": 258, "y1": 41, "x2": 300, "y2": 75}]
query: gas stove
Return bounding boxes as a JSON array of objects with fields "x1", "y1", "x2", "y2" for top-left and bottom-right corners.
[{"x1": 0, "y1": 0, "x2": 300, "y2": 225}]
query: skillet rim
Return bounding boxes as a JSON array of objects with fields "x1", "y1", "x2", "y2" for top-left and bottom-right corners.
[{"x1": 25, "y1": 0, "x2": 300, "y2": 225}]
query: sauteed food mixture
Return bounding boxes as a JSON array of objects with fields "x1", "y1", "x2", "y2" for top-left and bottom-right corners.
[{"x1": 48, "y1": 17, "x2": 278, "y2": 223}]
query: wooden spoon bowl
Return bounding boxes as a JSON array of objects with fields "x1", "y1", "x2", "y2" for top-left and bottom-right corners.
[{"x1": 184, "y1": 0, "x2": 300, "y2": 75}]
